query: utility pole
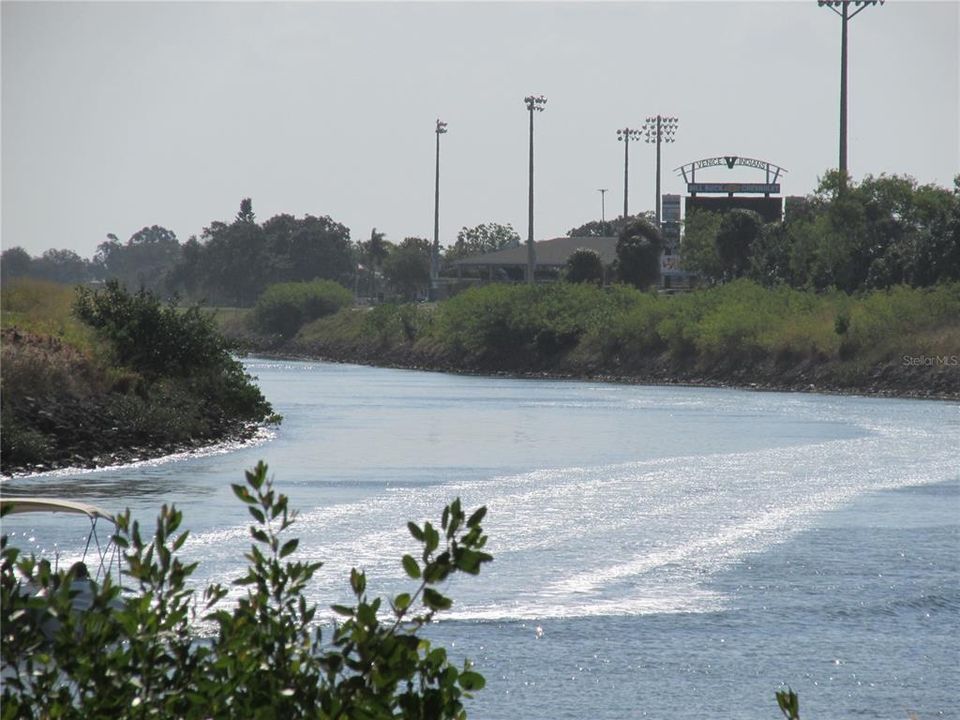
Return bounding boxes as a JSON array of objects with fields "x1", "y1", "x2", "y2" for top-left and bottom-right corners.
[
  {"x1": 642, "y1": 115, "x2": 678, "y2": 227},
  {"x1": 524, "y1": 95, "x2": 547, "y2": 284},
  {"x1": 431, "y1": 119, "x2": 447, "y2": 300},
  {"x1": 598, "y1": 188, "x2": 608, "y2": 224},
  {"x1": 818, "y1": 0, "x2": 883, "y2": 192},
  {"x1": 616, "y1": 128, "x2": 640, "y2": 219}
]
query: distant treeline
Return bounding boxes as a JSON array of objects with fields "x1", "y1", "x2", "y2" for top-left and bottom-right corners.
[
  {"x1": 680, "y1": 172, "x2": 960, "y2": 292},
  {"x1": 2, "y1": 171, "x2": 958, "y2": 302},
  {"x1": 0, "y1": 201, "x2": 523, "y2": 306}
]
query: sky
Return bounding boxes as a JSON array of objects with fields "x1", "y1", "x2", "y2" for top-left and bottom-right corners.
[{"x1": 2, "y1": 0, "x2": 958, "y2": 259}]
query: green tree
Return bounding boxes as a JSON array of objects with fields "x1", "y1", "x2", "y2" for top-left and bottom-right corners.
[
  {"x1": 679, "y1": 210, "x2": 724, "y2": 283},
  {"x1": 74, "y1": 280, "x2": 271, "y2": 420},
  {"x1": 32, "y1": 249, "x2": 98, "y2": 285},
  {"x1": 0, "y1": 247, "x2": 33, "y2": 282},
  {"x1": 445, "y1": 223, "x2": 520, "y2": 262},
  {"x1": 715, "y1": 209, "x2": 762, "y2": 280},
  {"x1": 1, "y1": 462, "x2": 493, "y2": 719},
  {"x1": 564, "y1": 247, "x2": 604, "y2": 284},
  {"x1": 253, "y1": 280, "x2": 353, "y2": 339},
  {"x1": 361, "y1": 228, "x2": 391, "y2": 301},
  {"x1": 566, "y1": 213, "x2": 652, "y2": 239},
  {"x1": 383, "y1": 237, "x2": 432, "y2": 301},
  {"x1": 261, "y1": 213, "x2": 354, "y2": 286},
  {"x1": 96, "y1": 226, "x2": 182, "y2": 296},
  {"x1": 616, "y1": 217, "x2": 663, "y2": 290}
]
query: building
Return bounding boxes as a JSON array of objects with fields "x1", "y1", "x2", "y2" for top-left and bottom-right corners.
[{"x1": 449, "y1": 236, "x2": 617, "y2": 283}]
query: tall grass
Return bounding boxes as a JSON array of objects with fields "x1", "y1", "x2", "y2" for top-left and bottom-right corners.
[
  {"x1": 1, "y1": 278, "x2": 95, "y2": 350},
  {"x1": 289, "y1": 280, "x2": 960, "y2": 380}
]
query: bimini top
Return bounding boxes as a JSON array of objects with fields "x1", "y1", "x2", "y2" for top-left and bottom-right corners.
[{"x1": 0, "y1": 497, "x2": 115, "y2": 523}]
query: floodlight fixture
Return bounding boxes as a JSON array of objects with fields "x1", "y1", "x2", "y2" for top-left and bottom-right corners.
[
  {"x1": 642, "y1": 115, "x2": 680, "y2": 226},
  {"x1": 431, "y1": 118, "x2": 448, "y2": 295},
  {"x1": 616, "y1": 127, "x2": 642, "y2": 218},
  {"x1": 524, "y1": 95, "x2": 548, "y2": 283}
]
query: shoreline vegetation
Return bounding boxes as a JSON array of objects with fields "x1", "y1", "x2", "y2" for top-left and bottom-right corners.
[
  {"x1": 221, "y1": 280, "x2": 960, "y2": 402},
  {"x1": 0, "y1": 279, "x2": 276, "y2": 477}
]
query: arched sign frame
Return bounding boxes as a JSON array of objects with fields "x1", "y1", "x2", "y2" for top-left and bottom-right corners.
[{"x1": 674, "y1": 156, "x2": 788, "y2": 196}]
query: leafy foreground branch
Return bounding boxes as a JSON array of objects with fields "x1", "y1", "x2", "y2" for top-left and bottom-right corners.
[{"x1": 0, "y1": 462, "x2": 492, "y2": 719}]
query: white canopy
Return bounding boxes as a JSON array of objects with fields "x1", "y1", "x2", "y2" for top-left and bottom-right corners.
[{"x1": 1, "y1": 497, "x2": 114, "y2": 523}]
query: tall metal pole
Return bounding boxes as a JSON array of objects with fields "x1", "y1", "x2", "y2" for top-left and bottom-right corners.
[
  {"x1": 623, "y1": 133, "x2": 629, "y2": 219},
  {"x1": 655, "y1": 115, "x2": 662, "y2": 227},
  {"x1": 643, "y1": 115, "x2": 678, "y2": 228},
  {"x1": 524, "y1": 95, "x2": 546, "y2": 284},
  {"x1": 598, "y1": 188, "x2": 608, "y2": 224},
  {"x1": 819, "y1": 0, "x2": 883, "y2": 192},
  {"x1": 617, "y1": 128, "x2": 640, "y2": 219},
  {"x1": 432, "y1": 119, "x2": 447, "y2": 298},
  {"x1": 839, "y1": 3, "x2": 849, "y2": 186}
]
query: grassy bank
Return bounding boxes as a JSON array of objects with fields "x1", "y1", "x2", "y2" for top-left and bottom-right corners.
[
  {"x1": 1, "y1": 279, "x2": 274, "y2": 476},
  {"x1": 222, "y1": 281, "x2": 960, "y2": 399}
]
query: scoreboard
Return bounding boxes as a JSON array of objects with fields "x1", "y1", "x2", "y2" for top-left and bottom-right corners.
[{"x1": 685, "y1": 195, "x2": 783, "y2": 223}]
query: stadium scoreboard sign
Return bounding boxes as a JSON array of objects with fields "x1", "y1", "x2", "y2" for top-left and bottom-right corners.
[
  {"x1": 687, "y1": 182, "x2": 780, "y2": 195},
  {"x1": 676, "y1": 155, "x2": 787, "y2": 222}
]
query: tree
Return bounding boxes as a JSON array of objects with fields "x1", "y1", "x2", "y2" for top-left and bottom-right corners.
[
  {"x1": 32, "y1": 249, "x2": 97, "y2": 285},
  {"x1": 96, "y1": 226, "x2": 182, "y2": 296},
  {"x1": 564, "y1": 247, "x2": 604, "y2": 284},
  {"x1": 261, "y1": 214, "x2": 353, "y2": 286},
  {"x1": 361, "y1": 228, "x2": 391, "y2": 300},
  {"x1": 0, "y1": 247, "x2": 33, "y2": 282},
  {"x1": 445, "y1": 223, "x2": 520, "y2": 262},
  {"x1": 1, "y1": 463, "x2": 493, "y2": 719},
  {"x1": 615, "y1": 217, "x2": 663, "y2": 290},
  {"x1": 715, "y1": 209, "x2": 762, "y2": 280},
  {"x1": 679, "y1": 210, "x2": 724, "y2": 283},
  {"x1": 383, "y1": 237, "x2": 432, "y2": 301},
  {"x1": 566, "y1": 213, "x2": 652, "y2": 239}
]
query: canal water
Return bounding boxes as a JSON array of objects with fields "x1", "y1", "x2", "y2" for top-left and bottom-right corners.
[{"x1": 4, "y1": 359, "x2": 959, "y2": 718}]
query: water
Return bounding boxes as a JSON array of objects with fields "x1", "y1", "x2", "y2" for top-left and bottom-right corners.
[{"x1": 3, "y1": 359, "x2": 958, "y2": 718}]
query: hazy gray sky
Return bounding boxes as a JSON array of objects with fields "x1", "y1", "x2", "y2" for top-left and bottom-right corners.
[{"x1": 3, "y1": 1, "x2": 957, "y2": 258}]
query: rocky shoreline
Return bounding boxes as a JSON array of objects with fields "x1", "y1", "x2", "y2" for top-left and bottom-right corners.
[
  {"x1": 250, "y1": 339, "x2": 960, "y2": 402},
  {"x1": 0, "y1": 421, "x2": 265, "y2": 480}
]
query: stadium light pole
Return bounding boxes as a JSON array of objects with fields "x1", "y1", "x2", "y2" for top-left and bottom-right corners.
[
  {"x1": 598, "y1": 188, "x2": 608, "y2": 224},
  {"x1": 431, "y1": 119, "x2": 447, "y2": 299},
  {"x1": 525, "y1": 95, "x2": 547, "y2": 284},
  {"x1": 616, "y1": 128, "x2": 641, "y2": 219},
  {"x1": 642, "y1": 115, "x2": 678, "y2": 227},
  {"x1": 818, "y1": 0, "x2": 883, "y2": 193}
]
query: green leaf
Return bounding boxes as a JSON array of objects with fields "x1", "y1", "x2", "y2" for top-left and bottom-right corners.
[
  {"x1": 331, "y1": 604, "x2": 354, "y2": 617},
  {"x1": 459, "y1": 671, "x2": 486, "y2": 691},
  {"x1": 350, "y1": 568, "x2": 366, "y2": 596},
  {"x1": 393, "y1": 593, "x2": 411, "y2": 612},
  {"x1": 423, "y1": 588, "x2": 452, "y2": 611},
  {"x1": 467, "y1": 506, "x2": 487, "y2": 528},
  {"x1": 279, "y1": 538, "x2": 299, "y2": 558},
  {"x1": 407, "y1": 522, "x2": 424, "y2": 541},
  {"x1": 402, "y1": 554, "x2": 421, "y2": 579}
]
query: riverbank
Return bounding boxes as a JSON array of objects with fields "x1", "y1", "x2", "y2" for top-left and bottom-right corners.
[
  {"x1": 0, "y1": 280, "x2": 276, "y2": 477},
  {"x1": 222, "y1": 281, "x2": 960, "y2": 402}
]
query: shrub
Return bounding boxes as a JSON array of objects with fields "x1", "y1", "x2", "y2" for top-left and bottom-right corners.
[
  {"x1": 73, "y1": 280, "x2": 271, "y2": 423},
  {"x1": 564, "y1": 248, "x2": 605, "y2": 284},
  {"x1": 1, "y1": 462, "x2": 492, "y2": 719},
  {"x1": 253, "y1": 280, "x2": 353, "y2": 339}
]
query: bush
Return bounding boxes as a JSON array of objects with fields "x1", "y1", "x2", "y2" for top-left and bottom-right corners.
[
  {"x1": 1, "y1": 462, "x2": 493, "y2": 719},
  {"x1": 564, "y1": 248, "x2": 605, "y2": 284},
  {"x1": 253, "y1": 280, "x2": 353, "y2": 339},
  {"x1": 73, "y1": 280, "x2": 271, "y2": 423}
]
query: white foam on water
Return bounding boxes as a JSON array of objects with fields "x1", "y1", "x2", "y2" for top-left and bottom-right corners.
[{"x1": 178, "y1": 405, "x2": 959, "y2": 622}]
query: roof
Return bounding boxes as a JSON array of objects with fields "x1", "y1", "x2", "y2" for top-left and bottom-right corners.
[
  {"x1": 1, "y1": 497, "x2": 115, "y2": 522},
  {"x1": 452, "y1": 236, "x2": 618, "y2": 268}
]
